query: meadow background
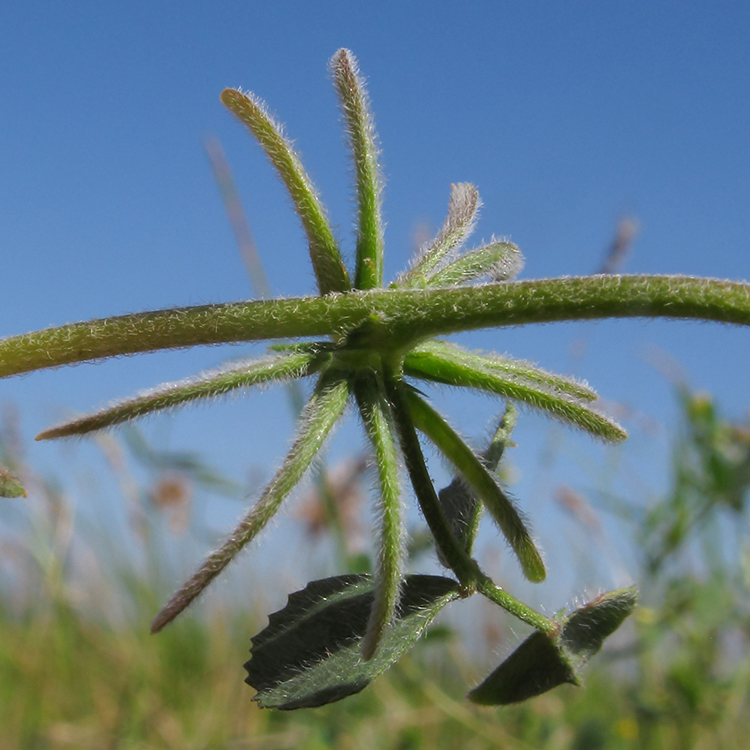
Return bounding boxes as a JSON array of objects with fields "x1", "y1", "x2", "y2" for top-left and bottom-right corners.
[{"x1": 1, "y1": 2, "x2": 749, "y2": 747}]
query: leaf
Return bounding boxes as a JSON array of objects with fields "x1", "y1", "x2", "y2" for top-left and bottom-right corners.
[
  {"x1": 469, "y1": 586, "x2": 638, "y2": 705},
  {"x1": 0, "y1": 466, "x2": 26, "y2": 498},
  {"x1": 560, "y1": 586, "x2": 639, "y2": 669},
  {"x1": 246, "y1": 573, "x2": 460, "y2": 710}
]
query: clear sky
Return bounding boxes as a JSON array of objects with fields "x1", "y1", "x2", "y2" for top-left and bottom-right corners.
[{"x1": 2, "y1": 2, "x2": 749, "y2": 606}]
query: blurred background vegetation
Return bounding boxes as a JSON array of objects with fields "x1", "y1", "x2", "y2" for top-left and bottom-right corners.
[{"x1": 1, "y1": 376, "x2": 749, "y2": 750}]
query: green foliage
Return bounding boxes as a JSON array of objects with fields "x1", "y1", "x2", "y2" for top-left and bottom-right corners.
[
  {"x1": 2, "y1": 48, "x2": 750, "y2": 708},
  {"x1": 0, "y1": 465, "x2": 25, "y2": 498},
  {"x1": 469, "y1": 587, "x2": 638, "y2": 705}
]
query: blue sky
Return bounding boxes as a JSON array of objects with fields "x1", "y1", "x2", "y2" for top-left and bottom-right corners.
[{"x1": 2, "y1": 2, "x2": 749, "y2": 604}]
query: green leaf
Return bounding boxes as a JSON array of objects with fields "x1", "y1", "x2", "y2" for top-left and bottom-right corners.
[
  {"x1": 560, "y1": 586, "x2": 639, "y2": 669},
  {"x1": 469, "y1": 586, "x2": 638, "y2": 705},
  {"x1": 406, "y1": 390, "x2": 546, "y2": 583},
  {"x1": 437, "y1": 404, "x2": 518, "y2": 561},
  {"x1": 409, "y1": 339, "x2": 598, "y2": 402},
  {"x1": 150, "y1": 374, "x2": 349, "y2": 633},
  {"x1": 246, "y1": 574, "x2": 460, "y2": 710},
  {"x1": 0, "y1": 466, "x2": 26, "y2": 498},
  {"x1": 352, "y1": 373, "x2": 404, "y2": 659},
  {"x1": 404, "y1": 341, "x2": 625, "y2": 442}
]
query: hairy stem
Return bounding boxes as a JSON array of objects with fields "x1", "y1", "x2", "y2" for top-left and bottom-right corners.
[
  {"x1": 383, "y1": 375, "x2": 555, "y2": 632},
  {"x1": 2, "y1": 276, "x2": 750, "y2": 379}
]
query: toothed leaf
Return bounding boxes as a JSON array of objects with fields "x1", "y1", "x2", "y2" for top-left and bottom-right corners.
[{"x1": 246, "y1": 574, "x2": 460, "y2": 709}]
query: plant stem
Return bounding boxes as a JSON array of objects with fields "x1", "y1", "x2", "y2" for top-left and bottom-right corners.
[{"x1": 2, "y1": 276, "x2": 750, "y2": 379}]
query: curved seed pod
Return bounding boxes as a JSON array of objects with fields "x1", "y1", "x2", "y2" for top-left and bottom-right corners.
[
  {"x1": 331, "y1": 49, "x2": 384, "y2": 290},
  {"x1": 221, "y1": 88, "x2": 350, "y2": 295}
]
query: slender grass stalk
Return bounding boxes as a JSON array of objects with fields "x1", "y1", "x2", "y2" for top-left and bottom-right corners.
[{"x1": 151, "y1": 374, "x2": 349, "y2": 633}]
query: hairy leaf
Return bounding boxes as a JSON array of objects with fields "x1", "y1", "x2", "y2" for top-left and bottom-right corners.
[
  {"x1": 469, "y1": 586, "x2": 638, "y2": 705},
  {"x1": 246, "y1": 574, "x2": 460, "y2": 709},
  {"x1": 437, "y1": 404, "x2": 517, "y2": 562},
  {"x1": 406, "y1": 390, "x2": 545, "y2": 582},
  {"x1": 396, "y1": 183, "x2": 480, "y2": 287},
  {"x1": 37, "y1": 350, "x2": 324, "y2": 439},
  {"x1": 426, "y1": 239, "x2": 524, "y2": 287},
  {"x1": 220, "y1": 88, "x2": 350, "y2": 295}
]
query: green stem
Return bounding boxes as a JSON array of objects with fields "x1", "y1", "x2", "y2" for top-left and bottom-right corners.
[
  {"x1": 383, "y1": 370, "x2": 480, "y2": 586},
  {"x1": 475, "y1": 577, "x2": 556, "y2": 635},
  {"x1": 2, "y1": 276, "x2": 750, "y2": 379}
]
